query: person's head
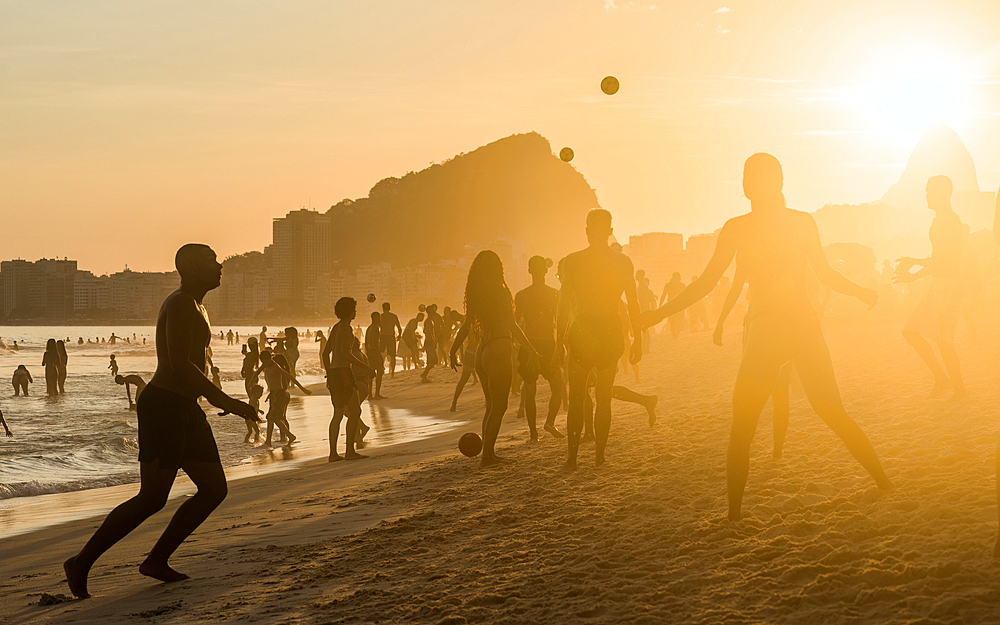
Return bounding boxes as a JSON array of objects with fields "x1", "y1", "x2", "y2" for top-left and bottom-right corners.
[
  {"x1": 528, "y1": 255, "x2": 548, "y2": 278},
  {"x1": 371, "y1": 311, "x2": 381, "y2": 324},
  {"x1": 635, "y1": 269, "x2": 645, "y2": 281},
  {"x1": 672, "y1": 272, "x2": 681, "y2": 281},
  {"x1": 56, "y1": 339, "x2": 66, "y2": 353},
  {"x1": 335, "y1": 296, "x2": 357, "y2": 321},
  {"x1": 464, "y1": 250, "x2": 512, "y2": 334},
  {"x1": 382, "y1": 302, "x2": 391, "y2": 313},
  {"x1": 251, "y1": 384, "x2": 264, "y2": 398},
  {"x1": 926, "y1": 175, "x2": 953, "y2": 208},
  {"x1": 109, "y1": 354, "x2": 116, "y2": 360},
  {"x1": 46, "y1": 338, "x2": 56, "y2": 351},
  {"x1": 416, "y1": 312, "x2": 425, "y2": 321},
  {"x1": 260, "y1": 350, "x2": 272, "y2": 363},
  {"x1": 316, "y1": 330, "x2": 324, "y2": 338},
  {"x1": 610, "y1": 242, "x2": 622, "y2": 253},
  {"x1": 586, "y1": 209, "x2": 613, "y2": 246},
  {"x1": 285, "y1": 326, "x2": 297, "y2": 339},
  {"x1": 247, "y1": 336, "x2": 258, "y2": 347},
  {"x1": 115, "y1": 375, "x2": 125, "y2": 385},
  {"x1": 175, "y1": 243, "x2": 222, "y2": 290},
  {"x1": 262, "y1": 326, "x2": 267, "y2": 331},
  {"x1": 427, "y1": 303, "x2": 437, "y2": 314},
  {"x1": 211, "y1": 366, "x2": 219, "y2": 374},
  {"x1": 16, "y1": 364, "x2": 26, "y2": 371},
  {"x1": 742, "y1": 153, "x2": 785, "y2": 206}
]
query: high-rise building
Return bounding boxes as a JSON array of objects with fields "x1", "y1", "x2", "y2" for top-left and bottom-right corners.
[
  {"x1": 271, "y1": 209, "x2": 331, "y2": 312},
  {"x1": 0, "y1": 258, "x2": 77, "y2": 319}
]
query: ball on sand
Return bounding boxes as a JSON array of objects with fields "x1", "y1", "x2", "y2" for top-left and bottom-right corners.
[
  {"x1": 367, "y1": 293, "x2": 376, "y2": 303},
  {"x1": 459, "y1": 432, "x2": 483, "y2": 458},
  {"x1": 601, "y1": 75, "x2": 620, "y2": 95},
  {"x1": 559, "y1": 147, "x2": 574, "y2": 162}
]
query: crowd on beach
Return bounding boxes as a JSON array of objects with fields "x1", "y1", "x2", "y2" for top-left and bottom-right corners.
[{"x1": 0, "y1": 153, "x2": 994, "y2": 601}]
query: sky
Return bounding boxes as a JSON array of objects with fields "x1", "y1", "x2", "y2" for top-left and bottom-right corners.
[{"x1": 2, "y1": 0, "x2": 1000, "y2": 274}]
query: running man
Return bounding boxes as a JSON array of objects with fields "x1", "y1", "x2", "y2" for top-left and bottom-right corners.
[
  {"x1": 514, "y1": 255, "x2": 564, "y2": 440},
  {"x1": 895, "y1": 175, "x2": 967, "y2": 400},
  {"x1": 557, "y1": 209, "x2": 642, "y2": 469},
  {"x1": 379, "y1": 302, "x2": 403, "y2": 377},
  {"x1": 64, "y1": 244, "x2": 259, "y2": 598},
  {"x1": 638, "y1": 153, "x2": 892, "y2": 521}
]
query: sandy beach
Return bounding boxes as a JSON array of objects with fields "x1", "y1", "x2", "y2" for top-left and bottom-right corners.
[{"x1": 2, "y1": 317, "x2": 999, "y2": 624}]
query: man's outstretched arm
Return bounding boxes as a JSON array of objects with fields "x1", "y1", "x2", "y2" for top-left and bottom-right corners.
[{"x1": 803, "y1": 215, "x2": 876, "y2": 305}]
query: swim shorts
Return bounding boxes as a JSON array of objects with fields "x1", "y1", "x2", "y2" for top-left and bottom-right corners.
[
  {"x1": 424, "y1": 340, "x2": 439, "y2": 366},
  {"x1": 327, "y1": 367, "x2": 356, "y2": 409},
  {"x1": 137, "y1": 384, "x2": 220, "y2": 471},
  {"x1": 567, "y1": 314, "x2": 624, "y2": 371},
  {"x1": 518, "y1": 339, "x2": 557, "y2": 381}
]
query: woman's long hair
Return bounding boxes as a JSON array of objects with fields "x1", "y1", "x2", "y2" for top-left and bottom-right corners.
[
  {"x1": 463, "y1": 250, "x2": 513, "y2": 337},
  {"x1": 45, "y1": 338, "x2": 57, "y2": 353},
  {"x1": 56, "y1": 340, "x2": 67, "y2": 364}
]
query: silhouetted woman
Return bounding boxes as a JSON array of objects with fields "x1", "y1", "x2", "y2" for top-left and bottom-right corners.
[
  {"x1": 42, "y1": 339, "x2": 59, "y2": 397},
  {"x1": 240, "y1": 336, "x2": 260, "y2": 380},
  {"x1": 640, "y1": 153, "x2": 892, "y2": 521},
  {"x1": 284, "y1": 327, "x2": 300, "y2": 377},
  {"x1": 450, "y1": 250, "x2": 539, "y2": 467},
  {"x1": 56, "y1": 340, "x2": 68, "y2": 394}
]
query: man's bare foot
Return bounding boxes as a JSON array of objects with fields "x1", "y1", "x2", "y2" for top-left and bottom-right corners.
[
  {"x1": 139, "y1": 560, "x2": 189, "y2": 583},
  {"x1": 480, "y1": 455, "x2": 501, "y2": 468},
  {"x1": 64, "y1": 556, "x2": 91, "y2": 599},
  {"x1": 328, "y1": 454, "x2": 344, "y2": 462},
  {"x1": 563, "y1": 459, "x2": 578, "y2": 471},
  {"x1": 528, "y1": 432, "x2": 538, "y2": 442},
  {"x1": 728, "y1": 510, "x2": 742, "y2": 522},
  {"x1": 595, "y1": 450, "x2": 605, "y2": 466},
  {"x1": 877, "y1": 478, "x2": 895, "y2": 492},
  {"x1": 544, "y1": 423, "x2": 564, "y2": 438},
  {"x1": 286, "y1": 434, "x2": 297, "y2": 445},
  {"x1": 645, "y1": 396, "x2": 658, "y2": 426},
  {"x1": 345, "y1": 451, "x2": 368, "y2": 460},
  {"x1": 449, "y1": 404, "x2": 457, "y2": 412},
  {"x1": 928, "y1": 378, "x2": 951, "y2": 399},
  {"x1": 420, "y1": 377, "x2": 431, "y2": 384}
]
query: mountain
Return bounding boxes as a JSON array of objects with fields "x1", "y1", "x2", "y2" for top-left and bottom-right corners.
[
  {"x1": 325, "y1": 132, "x2": 599, "y2": 268},
  {"x1": 881, "y1": 123, "x2": 993, "y2": 229}
]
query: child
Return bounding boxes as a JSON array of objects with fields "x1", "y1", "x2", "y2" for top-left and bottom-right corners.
[
  {"x1": 210, "y1": 366, "x2": 222, "y2": 390},
  {"x1": 244, "y1": 384, "x2": 264, "y2": 444},
  {"x1": 108, "y1": 354, "x2": 118, "y2": 377}
]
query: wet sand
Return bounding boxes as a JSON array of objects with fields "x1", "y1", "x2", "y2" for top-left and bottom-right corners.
[{"x1": 2, "y1": 318, "x2": 999, "y2": 624}]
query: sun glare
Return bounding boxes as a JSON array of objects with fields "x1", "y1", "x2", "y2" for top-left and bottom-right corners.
[{"x1": 849, "y1": 47, "x2": 973, "y2": 138}]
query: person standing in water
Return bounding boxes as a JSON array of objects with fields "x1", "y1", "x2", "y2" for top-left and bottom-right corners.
[
  {"x1": 514, "y1": 255, "x2": 564, "y2": 441},
  {"x1": 108, "y1": 354, "x2": 119, "y2": 377},
  {"x1": 639, "y1": 153, "x2": 892, "y2": 521},
  {"x1": 56, "y1": 340, "x2": 68, "y2": 394},
  {"x1": 558, "y1": 209, "x2": 643, "y2": 469},
  {"x1": 64, "y1": 244, "x2": 259, "y2": 599},
  {"x1": 895, "y1": 175, "x2": 967, "y2": 400},
  {"x1": 12, "y1": 365, "x2": 33, "y2": 396},
  {"x1": 42, "y1": 339, "x2": 59, "y2": 397},
  {"x1": 450, "y1": 251, "x2": 540, "y2": 467},
  {"x1": 115, "y1": 374, "x2": 147, "y2": 410}
]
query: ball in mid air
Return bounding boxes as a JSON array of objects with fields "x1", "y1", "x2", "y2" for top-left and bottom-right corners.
[
  {"x1": 459, "y1": 432, "x2": 483, "y2": 458},
  {"x1": 559, "y1": 147, "x2": 574, "y2": 162},
  {"x1": 601, "y1": 75, "x2": 619, "y2": 95},
  {"x1": 367, "y1": 293, "x2": 376, "y2": 303}
]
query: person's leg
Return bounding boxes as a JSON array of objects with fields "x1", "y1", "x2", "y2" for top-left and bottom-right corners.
[
  {"x1": 345, "y1": 390, "x2": 367, "y2": 459},
  {"x1": 544, "y1": 368, "x2": 564, "y2": 437},
  {"x1": 565, "y1": 359, "x2": 589, "y2": 470},
  {"x1": 450, "y1": 361, "x2": 474, "y2": 411},
  {"x1": 475, "y1": 342, "x2": 491, "y2": 443},
  {"x1": 771, "y1": 363, "x2": 793, "y2": 458},
  {"x1": 793, "y1": 324, "x2": 892, "y2": 491},
  {"x1": 523, "y1": 376, "x2": 539, "y2": 440},
  {"x1": 141, "y1": 459, "x2": 227, "y2": 582},
  {"x1": 65, "y1": 460, "x2": 177, "y2": 598},
  {"x1": 479, "y1": 340, "x2": 512, "y2": 467},
  {"x1": 902, "y1": 329, "x2": 949, "y2": 396},
  {"x1": 328, "y1": 405, "x2": 344, "y2": 461},
  {"x1": 593, "y1": 366, "x2": 617, "y2": 466},
  {"x1": 937, "y1": 341, "x2": 966, "y2": 399},
  {"x1": 611, "y1": 385, "x2": 658, "y2": 426},
  {"x1": 13, "y1": 382, "x2": 19, "y2": 396}
]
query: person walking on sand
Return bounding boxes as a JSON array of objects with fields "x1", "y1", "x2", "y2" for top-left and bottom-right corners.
[
  {"x1": 379, "y1": 302, "x2": 403, "y2": 377},
  {"x1": 12, "y1": 365, "x2": 33, "y2": 396},
  {"x1": 450, "y1": 251, "x2": 540, "y2": 467},
  {"x1": 42, "y1": 339, "x2": 59, "y2": 397},
  {"x1": 557, "y1": 209, "x2": 643, "y2": 469},
  {"x1": 283, "y1": 327, "x2": 300, "y2": 377},
  {"x1": 638, "y1": 153, "x2": 892, "y2": 521},
  {"x1": 660, "y1": 273, "x2": 687, "y2": 339},
  {"x1": 115, "y1": 374, "x2": 147, "y2": 410},
  {"x1": 323, "y1": 297, "x2": 377, "y2": 461},
  {"x1": 259, "y1": 326, "x2": 268, "y2": 346},
  {"x1": 514, "y1": 255, "x2": 564, "y2": 441},
  {"x1": 64, "y1": 244, "x2": 259, "y2": 599},
  {"x1": 56, "y1": 340, "x2": 68, "y2": 394},
  {"x1": 895, "y1": 175, "x2": 967, "y2": 400}
]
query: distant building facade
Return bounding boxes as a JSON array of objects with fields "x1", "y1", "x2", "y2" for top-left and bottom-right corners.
[
  {"x1": 1, "y1": 258, "x2": 77, "y2": 319},
  {"x1": 271, "y1": 209, "x2": 331, "y2": 313}
]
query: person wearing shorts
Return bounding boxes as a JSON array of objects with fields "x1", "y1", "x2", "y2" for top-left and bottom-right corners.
[{"x1": 323, "y1": 297, "x2": 377, "y2": 462}]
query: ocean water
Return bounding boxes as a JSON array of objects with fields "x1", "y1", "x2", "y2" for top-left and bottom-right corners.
[{"x1": 0, "y1": 325, "x2": 457, "y2": 505}]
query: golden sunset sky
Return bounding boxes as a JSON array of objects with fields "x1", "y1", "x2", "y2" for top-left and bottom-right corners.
[{"x1": 3, "y1": 0, "x2": 999, "y2": 273}]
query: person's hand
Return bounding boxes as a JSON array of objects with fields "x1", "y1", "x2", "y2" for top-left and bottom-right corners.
[
  {"x1": 636, "y1": 310, "x2": 660, "y2": 331},
  {"x1": 3, "y1": 429, "x2": 12, "y2": 438},
  {"x1": 629, "y1": 338, "x2": 642, "y2": 365},
  {"x1": 713, "y1": 327, "x2": 724, "y2": 347},
  {"x1": 894, "y1": 257, "x2": 915, "y2": 274},
  {"x1": 303, "y1": 388, "x2": 313, "y2": 396},
  {"x1": 858, "y1": 288, "x2": 878, "y2": 309},
  {"x1": 219, "y1": 397, "x2": 261, "y2": 423},
  {"x1": 449, "y1": 352, "x2": 459, "y2": 372},
  {"x1": 892, "y1": 272, "x2": 916, "y2": 285}
]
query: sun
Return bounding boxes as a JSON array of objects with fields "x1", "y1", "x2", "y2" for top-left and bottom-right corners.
[{"x1": 849, "y1": 46, "x2": 973, "y2": 138}]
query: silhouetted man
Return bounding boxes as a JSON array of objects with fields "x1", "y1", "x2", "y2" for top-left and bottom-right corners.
[
  {"x1": 895, "y1": 175, "x2": 966, "y2": 400},
  {"x1": 379, "y1": 302, "x2": 403, "y2": 377},
  {"x1": 660, "y1": 273, "x2": 686, "y2": 339},
  {"x1": 403, "y1": 312, "x2": 424, "y2": 368},
  {"x1": 557, "y1": 209, "x2": 642, "y2": 469},
  {"x1": 116, "y1": 373, "x2": 147, "y2": 410},
  {"x1": 64, "y1": 244, "x2": 259, "y2": 599},
  {"x1": 515, "y1": 256, "x2": 564, "y2": 440},
  {"x1": 421, "y1": 304, "x2": 440, "y2": 383},
  {"x1": 365, "y1": 311, "x2": 385, "y2": 399}
]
